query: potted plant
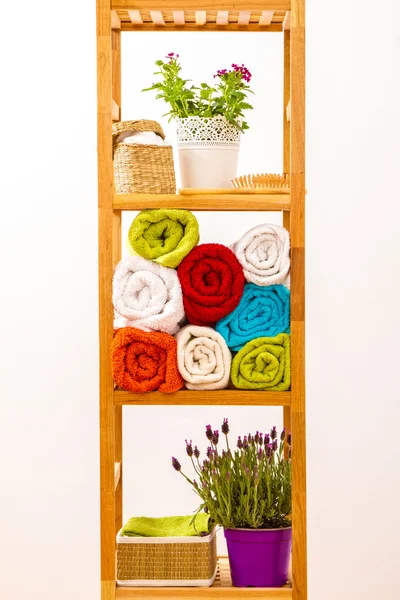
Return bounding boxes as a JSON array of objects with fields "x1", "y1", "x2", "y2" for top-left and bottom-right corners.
[
  {"x1": 171, "y1": 420, "x2": 292, "y2": 587},
  {"x1": 143, "y1": 53, "x2": 254, "y2": 188}
]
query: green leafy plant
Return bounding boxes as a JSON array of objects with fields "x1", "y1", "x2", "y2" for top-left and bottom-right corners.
[
  {"x1": 142, "y1": 53, "x2": 254, "y2": 132},
  {"x1": 172, "y1": 420, "x2": 292, "y2": 530}
]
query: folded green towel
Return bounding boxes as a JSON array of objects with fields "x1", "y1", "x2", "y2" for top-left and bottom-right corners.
[
  {"x1": 231, "y1": 333, "x2": 291, "y2": 391},
  {"x1": 127, "y1": 209, "x2": 200, "y2": 268},
  {"x1": 120, "y1": 514, "x2": 211, "y2": 537}
]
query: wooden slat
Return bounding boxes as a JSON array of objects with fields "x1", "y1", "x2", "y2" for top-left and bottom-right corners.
[
  {"x1": 238, "y1": 10, "x2": 251, "y2": 26},
  {"x1": 150, "y1": 10, "x2": 165, "y2": 25},
  {"x1": 179, "y1": 188, "x2": 290, "y2": 195},
  {"x1": 127, "y1": 10, "x2": 143, "y2": 24},
  {"x1": 283, "y1": 10, "x2": 291, "y2": 30},
  {"x1": 259, "y1": 10, "x2": 274, "y2": 25},
  {"x1": 112, "y1": 99, "x2": 120, "y2": 121},
  {"x1": 114, "y1": 462, "x2": 121, "y2": 490},
  {"x1": 97, "y1": 1, "x2": 116, "y2": 598},
  {"x1": 112, "y1": 31, "x2": 121, "y2": 108},
  {"x1": 113, "y1": 193, "x2": 291, "y2": 211},
  {"x1": 112, "y1": 1, "x2": 291, "y2": 10},
  {"x1": 195, "y1": 10, "x2": 207, "y2": 25},
  {"x1": 173, "y1": 10, "x2": 185, "y2": 25},
  {"x1": 114, "y1": 389, "x2": 291, "y2": 407},
  {"x1": 286, "y1": 99, "x2": 291, "y2": 121},
  {"x1": 216, "y1": 11, "x2": 229, "y2": 25},
  {"x1": 283, "y1": 30, "x2": 290, "y2": 174},
  {"x1": 111, "y1": 10, "x2": 121, "y2": 29},
  {"x1": 121, "y1": 22, "x2": 282, "y2": 32},
  {"x1": 290, "y1": 0, "x2": 307, "y2": 598}
]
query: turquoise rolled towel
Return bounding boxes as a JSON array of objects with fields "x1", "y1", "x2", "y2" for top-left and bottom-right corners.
[{"x1": 216, "y1": 283, "x2": 290, "y2": 351}]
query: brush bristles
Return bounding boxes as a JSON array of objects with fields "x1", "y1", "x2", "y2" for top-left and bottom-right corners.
[{"x1": 232, "y1": 173, "x2": 290, "y2": 189}]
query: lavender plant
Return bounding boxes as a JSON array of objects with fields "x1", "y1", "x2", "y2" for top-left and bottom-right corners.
[
  {"x1": 142, "y1": 53, "x2": 254, "y2": 132},
  {"x1": 172, "y1": 420, "x2": 292, "y2": 530}
]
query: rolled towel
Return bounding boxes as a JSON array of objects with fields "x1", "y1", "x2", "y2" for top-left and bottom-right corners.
[
  {"x1": 127, "y1": 209, "x2": 200, "y2": 269},
  {"x1": 177, "y1": 243, "x2": 245, "y2": 327},
  {"x1": 112, "y1": 327, "x2": 184, "y2": 393},
  {"x1": 113, "y1": 256, "x2": 185, "y2": 335},
  {"x1": 216, "y1": 283, "x2": 290, "y2": 351},
  {"x1": 231, "y1": 333, "x2": 291, "y2": 391},
  {"x1": 231, "y1": 224, "x2": 290, "y2": 286},
  {"x1": 176, "y1": 325, "x2": 232, "y2": 390}
]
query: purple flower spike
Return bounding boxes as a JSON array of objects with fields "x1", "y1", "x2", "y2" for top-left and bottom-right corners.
[
  {"x1": 206, "y1": 424, "x2": 213, "y2": 441},
  {"x1": 206, "y1": 446, "x2": 212, "y2": 459},
  {"x1": 194, "y1": 445, "x2": 200, "y2": 459},
  {"x1": 243, "y1": 436, "x2": 249, "y2": 450},
  {"x1": 266, "y1": 445, "x2": 272, "y2": 458},
  {"x1": 237, "y1": 436, "x2": 243, "y2": 449},
  {"x1": 259, "y1": 433, "x2": 264, "y2": 445},
  {"x1": 254, "y1": 431, "x2": 259, "y2": 444},
  {"x1": 264, "y1": 434, "x2": 270, "y2": 446},
  {"x1": 212, "y1": 430, "x2": 219, "y2": 445},
  {"x1": 258, "y1": 447, "x2": 263, "y2": 460},
  {"x1": 272, "y1": 439, "x2": 278, "y2": 452},
  {"x1": 287, "y1": 432, "x2": 292, "y2": 446},
  {"x1": 172, "y1": 457, "x2": 181, "y2": 471},
  {"x1": 221, "y1": 418, "x2": 229, "y2": 435},
  {"x1": 280, "y1": 428, "x2": 286, "y2": 442},
  {"x1": 271, "y1": 426, "x2": 277, "y2": 441},
  {"x1": 185, "y1": 439, "x2": 193, "y2": 457}
]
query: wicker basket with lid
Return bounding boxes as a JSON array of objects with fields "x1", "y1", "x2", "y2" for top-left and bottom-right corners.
[{"x1": 112, "y1": 120, "x2": 176, "y2": 194}]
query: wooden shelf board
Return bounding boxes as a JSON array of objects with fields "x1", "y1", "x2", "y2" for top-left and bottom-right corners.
[
  {"x1": 114, "y1": 462, "x2": 121, "y2": 490},
  {"x1": 114, "y1": 6, "x2": 289, "y2": 32},
  {"x1": 113, "y1": 193, "x2": 290, "y2": 211},
  {"x1": 114, "y1": 388, "x2": 291, "y2": 406},
  {"x1": 116, "y1": 558, "x2": 292, "y2": 598}
]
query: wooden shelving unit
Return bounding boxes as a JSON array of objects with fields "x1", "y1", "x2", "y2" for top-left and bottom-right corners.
[{"x1": 97, "y1": 1, "x2": 306, "y2": 599}]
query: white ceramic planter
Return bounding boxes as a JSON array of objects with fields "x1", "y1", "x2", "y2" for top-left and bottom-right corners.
[{"x1": 176, "y1": 116, "x2": 241, "y2": 189}]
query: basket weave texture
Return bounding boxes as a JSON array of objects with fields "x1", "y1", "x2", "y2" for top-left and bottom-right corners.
[
  {"x1": 117, "y1": 534, "x2": 217, "y2": 581},
  {"x1": 112, "y1": 120, "x2": 176, "y2": 194}
]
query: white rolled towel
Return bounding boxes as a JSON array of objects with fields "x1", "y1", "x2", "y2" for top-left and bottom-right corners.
[
  {"x1": 176, "y1": 325, "x2": 232, "y2": 391},
  {"x1": 231, "y1": 223, "x2": 290, "y2": 286},
  {"x1": 113, "y1": 256, "x2": 185, "y2": 335}
]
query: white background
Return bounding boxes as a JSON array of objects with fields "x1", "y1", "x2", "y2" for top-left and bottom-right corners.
[{"x1": 1, "y1": 1, "x2": 400, "y2": 599}]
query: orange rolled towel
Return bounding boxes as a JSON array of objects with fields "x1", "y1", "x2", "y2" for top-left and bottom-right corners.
[{"x1": 112, "y1": 327, "x2": 184, "y2": 393}]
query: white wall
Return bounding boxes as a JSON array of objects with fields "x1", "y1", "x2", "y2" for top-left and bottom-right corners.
[{"x1": 1, "y1": 1, "x2": 400, "y2": 600}]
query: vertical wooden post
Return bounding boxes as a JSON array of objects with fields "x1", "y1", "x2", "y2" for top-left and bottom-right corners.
[
  {"x1": 283, "y1": 25, "x2": 291, "y2": 448},
  {"x1": 112, "y1": 27, "x2": 123, "y2": 537},
  {"x1": 97, "y1": 0, "x2": 116, "y2": 598},
  {"x1": 290, "y1": 0, "x2": 307, "y2": 598}
]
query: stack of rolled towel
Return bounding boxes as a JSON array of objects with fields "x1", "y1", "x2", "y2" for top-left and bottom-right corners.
[{"x1": 111, "y1": 209, "x2": 291, "y2": 393}]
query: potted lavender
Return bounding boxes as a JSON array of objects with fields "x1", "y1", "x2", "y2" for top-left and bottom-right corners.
[
  {"x1": 143, "y1": 54, "x2": 254, "y2": 188},
  {"x1": 172, "y1": 420, "x2": 292, "y2": 587}
]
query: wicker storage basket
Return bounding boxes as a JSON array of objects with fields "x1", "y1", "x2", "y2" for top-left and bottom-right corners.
[
  {"x1": 116, "y1": 527, "x2": 217, "y2": 587},
  {"x1": 112, "y1": 120, "x2": 176, "y2": 194}
]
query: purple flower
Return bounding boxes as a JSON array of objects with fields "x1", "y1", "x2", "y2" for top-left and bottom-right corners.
[
  {"x1": 254, "y1": 431, "x2": 259, "y2": 444},
  {"x1": 166, "y1": 52, "x2": 179, "y2": 61},
  {"x1": 272, "y1": 439, "x2": 278, "y2": 452},
  {"x1": 206, "y1": 446, "x2": 213, "y2": 458},
  {"x1": 214, "y1": 68, "x2": 228, "y2": 78},
  {"x1": 287, "y1": 432, "x2": 292, "y2": 446},
  {"x1": 185, "y1": 439, "x2": 193, "y2": 457},
  {"x1": 206, "y1": 424, "x2": 213, "y2": 441},
  {"x1": 271, "y1": 426, "x2": 277, "y2": 441},
  {"x1": 281, "y1": 428, "x2": 286, "y2": 442},
  {"x1": 237, "y1": 436, "x2": 243, "y2": 449},
  {"x1": 259, "y1": 433, "x2": 264, "y2": 445},
  {"x1": 266, "y1": 444, "x2": 272, "y2": 458},
  {"x1": 172, "y1": 457, "x2": 181, "y2": 471},
  {"x1": 212, "y1": 430, "x2": 219, "y2": 445},
  {"x1": 194, "y1": 445, "x2": 200, "y2": 459},
  {"x1": 243, "y1": 436, "x2": 249, "y2": 450},
  {"x1": 231, "y1": 63, "x2": 252, "y2": 82},
  {"x1": 257, "y1": 447, "x2": 263, "y2": 460},
  {"x1": 221, "y1": 418, "x2": 229, "y2": 435},
  {"x1": 264, "y1": 434, "x2": 270, "y2": 446}
]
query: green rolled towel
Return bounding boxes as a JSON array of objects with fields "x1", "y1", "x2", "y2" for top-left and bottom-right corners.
[
  {"x1": 231, "y1": 333, "x2": 291, "y2": 391},
  {"x1": 120, "y1": 514, "x2": 211, "y2": 537},
  {"x1": 127, "y1": 209, "x2": 200, "y2": 268}
]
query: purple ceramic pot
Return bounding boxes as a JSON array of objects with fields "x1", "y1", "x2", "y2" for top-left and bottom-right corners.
[{"x1": 224, "y1": 527, "x2": 292, "y2": 587}]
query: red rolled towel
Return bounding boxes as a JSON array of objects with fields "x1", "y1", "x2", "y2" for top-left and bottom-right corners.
[
  {"x1": 112, "y1": 327, "x2": 184, "y2": 393},
  {"x1": 177, "y1": 243, "x2": 245, "y2": 326}
]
